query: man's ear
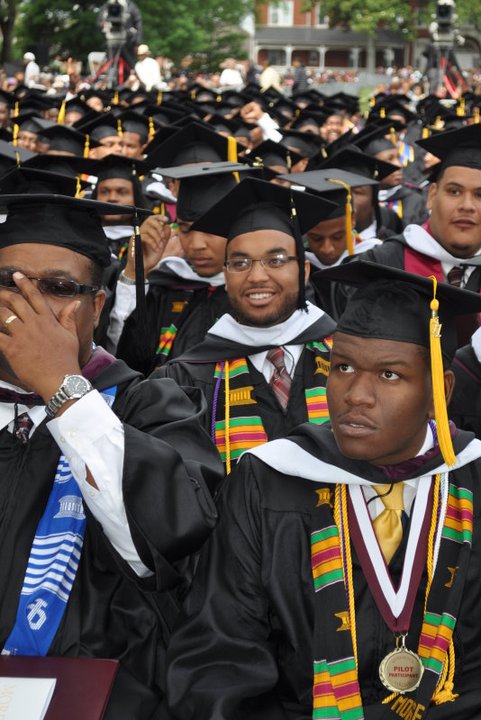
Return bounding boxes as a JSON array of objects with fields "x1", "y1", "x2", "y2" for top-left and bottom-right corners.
[{"x1": 444, "y1": 369, "x2": 455, "y2": 406}]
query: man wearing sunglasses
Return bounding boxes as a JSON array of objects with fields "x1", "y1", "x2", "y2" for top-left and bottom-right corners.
[
  {"x1": 0, "y1": 189, "x2": 222, "y2": 719},
  {"x1": 154, "y1": 178, "x2": 338, "y2": 472}
]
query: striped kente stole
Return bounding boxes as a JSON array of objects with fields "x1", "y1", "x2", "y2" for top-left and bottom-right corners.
[
  {"x1": 310, "y1": 475, "x2": 475, "y2": 720},
  {"x1": 387, "y1": 198, "x2": 403, "y2": 219},
  {"x1": 156, "y1": 300, "x2": 189, "y2": 359},
  {"x1": 213, "y1": 341, "x2": 331, "y2": 470}
]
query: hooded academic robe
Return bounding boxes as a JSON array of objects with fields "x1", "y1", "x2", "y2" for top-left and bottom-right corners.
[
  {"x1": 153, "y1": 306, "x2": 336, "y2": 467},
  {"x1": 115, "y1": 263, "x2": 231, "y2": 376},
  {"x1": 165, "y1": 423, "x2": 481, "y2": 720},
  {"x1": 0, "y1": 358, "x2": 223, "y2": 720}
]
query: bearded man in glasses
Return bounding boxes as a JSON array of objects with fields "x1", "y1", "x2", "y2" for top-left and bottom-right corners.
[
  {"x1": 0, "y1": 185, "x2": 222, "y2": 720},
  {"x1": 153, "y1": 178, "x2": 339, "y2": 473}
]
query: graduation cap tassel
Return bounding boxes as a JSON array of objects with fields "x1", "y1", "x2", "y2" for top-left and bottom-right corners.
[
  {"x1": 13, "y1": 101, "x2": 19, "y2": 118},
  {"x1": 57, "y1": 99, "x2": 66, "y2": 125},
  {"x1": 227, "y1": 135, "x2": 240, "y2": 183},
  {"x1": 75, "y1": 177, "x2": 82, "y2": 198},
  {"x1": 474, "y1": 107, "x2": 480, "y2": 124},
  {"x1": 148, "y1": 116, "x2": 155, "y2": 141},
  {"x1": 157, "y1": 90, "x2": 162, "y2": 106},
  {"x1": 113, "y1": 91, "x2": 119, "y2": 106},
  {"x1": 83, "y1": 134, "x2": 90, "y2": 159},
  {"x1": 428, "y1": 276, "x2": 456, "y2": 468},
  {"x1": 117, "y1": 119, "x2": 123, "y2": 138},
  {"x1": 328, "y1": 178, "x2": 354, "y2": 256},
  {"x1": 422, "y1": 126, "x2": 430, "y2": 139},
  {"x1": 12, "y1": 123, "x2": 18, "y2": 147}
]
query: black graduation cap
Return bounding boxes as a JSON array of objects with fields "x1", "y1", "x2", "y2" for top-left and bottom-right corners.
[
  {"x1": 39, "y1": 124, "x2": 99, "y2": 156},
  {"x1": 91, "y1": 153, "x2": 151, "y2": 182},
  {"x1": 146, "y1": 121, "x2": 242, "y2": 167},
  {"x1": 74, "y1": 111, "x2": 120, "y2": 142},
  {"x1": 278, "y1": 168, "x2": 379, "y2": 255},
  {"x1": 315, "y1": 259, "x2": 481, "y2": 361},
  {"x1": 79, "y1": 88, "x2": 112, "y2": 109},
  {"x1": 416, "y1": 123, "x2": 481, "y2": 173},
  {"x1": 272, "y1": 97, "x2": 298, "y2": 119},
  {"x1": 0, "y1": 166, "x2": 89, "y2": 197},
  {"x1": 161, "y1": 161, "x2": 254, "y2": 222},
  {"x1": 0, "y1": 192, "x2": 149, "y2": 268},
  {"x1": 328, "y1": 92, "x2": 359, "y2": 114},
  {"x1": 192, "y1": 177, "x2": 339, "y2": 309},
  {"x1": 353, "y1": 123, "x2": 400, "y2": 157},
  {"x1": 279, "y1": 129, "x2": 325, "y2": 159},
  {"x1": 244, "y1": 139, "x2": 303, "y2": 173},
  {"x1": 117, "y1": 110, "x2": 151, "y2": 142},
  {"x1": 13, "y1": 112, "x2": 55, "y2": 134},
  {"x1": 317, "y1": 145, "x2": 399, "y2": 182},
  {"x1": 143, "y1": 125, "x2": 181, "y2": 156},
  {"x1": 64, "y1": 97, "x2": 91, "y2": 119},
  {"x1": 192, "y1": 176, "x2": 338, "y2": 240},
  {"x1": 138, "y1": 104, "x2": 185, "y2": 126},
  {"x1": 22, "y1": 153, "x2": 97, "y2": 178},
  {"x1": 291, "y1": 109, "x2": 328, "y2": 133},
  {"x1": 0, "y1": 140, "x2": 36, "y2": 177}
]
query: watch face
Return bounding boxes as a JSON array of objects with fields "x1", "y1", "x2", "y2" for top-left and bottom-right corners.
[{"x1": 64, "y1": 375, "x2": 91, "y2": 397}]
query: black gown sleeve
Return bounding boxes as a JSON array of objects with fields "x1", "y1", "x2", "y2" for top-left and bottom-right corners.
[
  {"x1": 111, "y1": 377, "x2": 224, "y2": 590},
  {"x1": 165, "y1": 455, "x2": 289, "y2": 720}
]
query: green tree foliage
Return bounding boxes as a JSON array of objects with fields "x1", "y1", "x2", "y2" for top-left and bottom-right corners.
[
  {"x1": 17, "y1": 0, "x2": 104, "y2": 62},
  {"x1": 307, "y1": 0, "x2": 415, "y2": 37},
  {"x1": 137, "y1": 0, "x2": 253, "y2": 69}
]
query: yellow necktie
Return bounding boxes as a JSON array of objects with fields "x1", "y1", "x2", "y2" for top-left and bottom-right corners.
[{"x1": 372, "y1": 483, "x2": 404, "y2": 564}]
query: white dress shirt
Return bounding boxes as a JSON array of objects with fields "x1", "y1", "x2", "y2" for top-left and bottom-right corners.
[{"x1": 0, "y1": 380, "x2": 151, "y2": 577}]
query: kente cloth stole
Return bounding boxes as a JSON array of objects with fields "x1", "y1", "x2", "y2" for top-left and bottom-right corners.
[
  {"x1": 2, "y1": 385, "x2": 117, "y2": 657},
  {"x1": 212, "y1": 340, "x2": 332, "y2": 468},
  {"x1": 310, "y1": 473, "x2": 474, "y2": 720},
  {"x1": 156, "y1": 298, "x2": 190, "y2": 358}
]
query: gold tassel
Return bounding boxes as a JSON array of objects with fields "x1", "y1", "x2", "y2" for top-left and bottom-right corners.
[
  {"x1": 148, "y1": 115, "x2": 155, "y2": 141},
  {"x1": 117, "y1": 118, "x2": 123, "y2": 138},
  {"x1": 224, "y1": 361, "x2": 231, "y2": 475},
  {"x1": 83, "y1": 133, "x2": 90, "y2": 158},
  {"x1": 15, "y1": 151, "x2": 20, "y2": 166},
  {"x1": 432, "y1": 641, "x2": 459, "y2": 704},
  {"x1": 369, "y1": 95, "x2": 375, "y2": 107},
  {"x1": 428, "y1": 276, "x2": 456, "y2": 467},
  {"x1": 390, "y1": 126, "x2": 397, "y2": 146},
  {"x1": 113, "y1": 91, "x2": 119, "y2": 106},
  {"x1": 13, "y1": 101, "x2": 19, "y2": 118},
  {"x1": 75, "y1": 177, "x2": 82, "y2": 197},
  {"x1": 157, "y1": 90, "x2": 162, "y2": 106},
  {"x1": 380, "y1": 107, "x2": 386, "y2": 119},
  {"x1": 422, "y1": 126, "x2": 430, "y2": 139},
  {"x1": 327, "y1": 178, "x2": 354, "y2": 256},
  {"x1": 12, "y1": 123, "x2": 18, "y2": 147},
  {"x1": 160, "y1": 201, "x2": 165, "y2": 216},
  {"x1": 227, "y1": 135, "x2": 239, "y2": 183},
  {"x1": 474, "y1": 107, "x2": 480, "y2": 124},
  {"x1": 456, "y1": 97, "x2": 465, "y2": 117},
  {"x1": 57, "y1": 99, "x2": 66, "y2": 125}
]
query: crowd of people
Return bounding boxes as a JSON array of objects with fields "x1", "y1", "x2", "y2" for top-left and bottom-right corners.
[{"x1": 0, "y1": 65, "x2": 480, "y2": 720}]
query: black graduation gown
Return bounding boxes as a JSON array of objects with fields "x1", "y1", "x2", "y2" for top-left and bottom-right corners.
[
  {"x1": 378, "y1": 185, "x2": 428, "y2": 228},
  {"x1": 153, "y1": 312, "x2": 336, "y2": 445},
  {"x1": 115, "y1": 264, "x2": 231, "y2": 376},
  {"x1": 451, "y1": 343, "x2": 481, "y2": 439},
  {"x1": 0, "y1": 359, "x2": 223, "y2": 720},
  {"x1": 164, "y1": 425, "x2": 481, "y2": 720}
]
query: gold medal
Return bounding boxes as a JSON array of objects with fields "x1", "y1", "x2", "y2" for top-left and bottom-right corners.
[{"x1": 379, "y1": 635, "x2": 424, "y2": 694}]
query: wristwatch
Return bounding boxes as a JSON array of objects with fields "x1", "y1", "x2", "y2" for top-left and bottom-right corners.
[{"x1": 45, "y1": 375, "x2": 93, "y2": 418}]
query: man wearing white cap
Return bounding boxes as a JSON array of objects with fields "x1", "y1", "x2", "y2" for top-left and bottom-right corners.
[
  {"x1": 23, "y1": 52, "x2": 40, "y2": 87},
  {"x1": 134, "y1": 44, "x2": 162, "y2": 91}
]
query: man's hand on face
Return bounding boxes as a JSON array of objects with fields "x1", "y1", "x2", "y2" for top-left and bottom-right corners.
[
  {"x1": 0, "y1": 272, "x2": 82, "y2": 400},
  {"x1": 123, "y1": 214, "x2": 171, "y2": 279}
]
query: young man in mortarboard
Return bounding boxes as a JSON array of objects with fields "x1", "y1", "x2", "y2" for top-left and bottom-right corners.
[
  {"x1": 349, "y1": 124, "x2": 481, "y2": 346},
  {"x1": 108, "y1": 159, "x2": 250, "y2": 376},
  {"x1": 153, "y1": 178, "x2": 337, "y2": 472},
  {"x1": 0, "y1": 176, "x2": 222, "y2": 720},
  {"x1": 165, "y1": 261, "x2": 481, "y2": 720}
]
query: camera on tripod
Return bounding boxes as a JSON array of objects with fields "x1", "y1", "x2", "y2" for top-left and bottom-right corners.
[
  {"x1": 430, "y1": 0, "x2": 457, "y2": 44},
  {"x1": 101, "y1": 0, "x2": 129, "y2": 45}
]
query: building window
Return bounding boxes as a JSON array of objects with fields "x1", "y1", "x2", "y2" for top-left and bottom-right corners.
[{"x1": 267, "y1": 1, "x2": 294, "y2": 26}]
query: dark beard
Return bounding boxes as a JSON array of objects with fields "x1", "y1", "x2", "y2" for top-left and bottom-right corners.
[{"x1": 229, "y1": 290, "x2": 299, "y2": 328}]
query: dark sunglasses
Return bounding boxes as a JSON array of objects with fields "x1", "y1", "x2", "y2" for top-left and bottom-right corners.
[{"x1": 0, "y1": 271, "x2": 100, "y2": 298}]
